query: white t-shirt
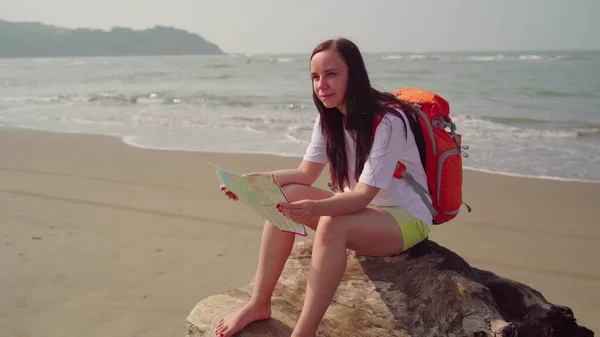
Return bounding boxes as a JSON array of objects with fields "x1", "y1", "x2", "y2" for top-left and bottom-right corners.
[{"x1": 303, "y1": 110, "x2": 433, "y2": 228}]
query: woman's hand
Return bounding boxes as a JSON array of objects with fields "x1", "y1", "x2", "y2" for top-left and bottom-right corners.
[{"x1": 278, "y1": 200, "x2": 318, "y2": 224}]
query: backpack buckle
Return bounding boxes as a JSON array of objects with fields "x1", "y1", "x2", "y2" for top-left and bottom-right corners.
[{"x1": 393, "y1": 161, "x2": 407, "y2": 179}]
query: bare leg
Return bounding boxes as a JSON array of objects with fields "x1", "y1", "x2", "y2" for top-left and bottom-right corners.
[
  {"x1": 291, "y1": 217, "x2": 347, "y2": 337},
  {"x1": 291, "y1": 207, "x2": 406, "y2": 337},
  {"x1": 215, "y1": 184, "x2": 333, "y2": 337}
]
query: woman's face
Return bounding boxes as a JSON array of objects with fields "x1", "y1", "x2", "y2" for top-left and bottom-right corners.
[{"x1": 310, "y1": 50, "x2": 349, "y2": 114}]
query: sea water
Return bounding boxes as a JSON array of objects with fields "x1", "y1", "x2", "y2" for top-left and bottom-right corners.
[{"x1": 1, "y1": 51, "x2": 599, "y2": 182}]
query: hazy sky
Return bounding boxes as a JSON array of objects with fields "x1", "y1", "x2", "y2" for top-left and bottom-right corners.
[{"x1": 1, "y1": 0, "x2": 598, "y2": 54}]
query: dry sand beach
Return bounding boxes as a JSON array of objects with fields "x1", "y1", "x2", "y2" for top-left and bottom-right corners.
[{"x1": 1, "y1": 129, "x2": 599, "y2": 336}]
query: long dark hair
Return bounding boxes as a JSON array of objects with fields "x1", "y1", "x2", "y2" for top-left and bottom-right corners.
[{"x1": 310, "y1": 38, "x2": 409, "y2": 191}]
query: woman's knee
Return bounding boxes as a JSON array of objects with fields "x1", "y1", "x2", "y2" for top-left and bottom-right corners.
[
  {"x1": 281, "y1": 184, "x2": 307, "y2": 202},
  {"x1": 315, "y1": 216, "x2": 347, "y2": 245}
]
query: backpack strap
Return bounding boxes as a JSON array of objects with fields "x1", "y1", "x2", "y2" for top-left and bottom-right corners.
[
  {"x1": 401, "y1": 170, "x2": 438, "y2": 218},
  {"x1": 372, "y1": 112, "x2": 385, "y2": 136},
  {"x1": 374, "y1": 101, "x2": 410, "y2": 136}
]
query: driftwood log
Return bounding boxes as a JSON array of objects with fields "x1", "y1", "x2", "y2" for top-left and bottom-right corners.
[{"x1": 187, "y1": 239, "x2": 594, "y2": 337}]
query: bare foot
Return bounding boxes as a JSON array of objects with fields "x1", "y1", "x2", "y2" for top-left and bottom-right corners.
[{"x1": 215, "y1": 302, "x2": 271, "y2": 337}]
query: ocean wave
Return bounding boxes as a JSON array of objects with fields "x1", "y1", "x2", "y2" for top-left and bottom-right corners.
[
  {"x1": 519, "y1": 55, "x2": 543, "y2": 61},
  {"x1": 196, "y1": 73, "x2": 233, "y2": 80},
  {"x1": 200, "y1": 98, "x2": 256, "y2": 108},
  {"x1": 284, "y1": 132, "x2": 308, "y2": 144},
  {"x1": 381, "y1": 54, "x2": 440, "y2": 61},
  {"x1": 381, "y1": 55, "x2": 405, "y2": 60},
  {"x1": 287, "y1": 124, "x2": 313, "y2": 133},
  {"x1": 223, "y1": 115, "x2": 314, "y2": 128},
  {"x1": 224, "y1": 116, "x2": 276, "y2": 124},
  {"x1": 216, "y1": 125, "x2": 265, "y2": 134},
  {"x1": 455, "y1": 114, "x2": 600, "y2": 140},
  {"x1": 0, "y1": 91, "x2": 265, "y2": 108},
  {"x1": 468, "y1": 55, "x2": 507, "y2": 62},
  {"x1": 380, "y1": 53, "x2": 576, "y2": 62},
  {"x1": 206, "y1": 63, "x2": 231, "y2": 69},
  {"x1": 472, "y1": 115, "x2": 600, "y2": 136},
  {"x1": 284, "y1": 124, "x2": 312, "y2": 144},
  {"x1": 88, "y1": 93, "x2": 138, "y2": 104},
  {"x1": 276, "y1": 58, "x2": 294, "y2": 63},
  {"x1": 68, "y1": 60, "x2": 85, "y2": 66},
  {"x1": 0, "y1": 95, "x2": 62, "y2": 104},
  {"x1": 274, "y1": 102, "x2": 308, "y2": 110},
  {"x1": 0, "y1": 92, "x2": 158, "y2": 105},
  {"x1": 477, "y1": 115, "x2": 550, "y2": 125},
  {"x1": 512, "y1": 129, "x2": 581, "y2": 139},
  {"x1": 81, "y1": 70, "x2": 179, "y2": 84},
  {"x1": 469, "y1": 54, "x2": 573, "y2": 62},
  {"x1": 248, "y1": 57, "x2": 296, "y2": 64}
]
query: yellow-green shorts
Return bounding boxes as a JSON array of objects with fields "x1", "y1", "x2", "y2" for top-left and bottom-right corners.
[{"x1": 380, "y1": 207, "x2": 430, "y2": 251}]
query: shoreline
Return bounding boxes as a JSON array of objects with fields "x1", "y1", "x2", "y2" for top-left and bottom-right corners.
[{"x1": 3, "y1": 125, "x2": 599, "y2": 185}]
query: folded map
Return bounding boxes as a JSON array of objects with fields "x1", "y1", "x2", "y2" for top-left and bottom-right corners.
[{"x1": 211, "y1": 164, "x2": 307, "y2": 236}]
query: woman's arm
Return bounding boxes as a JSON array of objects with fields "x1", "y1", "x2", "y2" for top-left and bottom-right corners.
[
  {"x1": 312, "y1": 182, "x2": 379, "y2": 216},
  {"x1": 247, "y1": 160, "x2": 326, "y2": 187},
  {"x1": 276, "y1": 160, "x2": 326, "y2": 186},
  {"x1": 279, "y1": 182, "x2": 379, "y2": 223}
]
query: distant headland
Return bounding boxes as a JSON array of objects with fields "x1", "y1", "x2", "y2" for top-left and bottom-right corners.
[{"x1": 0, "y1": 20, "x2": 224, "y2": 58}]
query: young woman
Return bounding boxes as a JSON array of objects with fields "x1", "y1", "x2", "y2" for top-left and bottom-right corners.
[{"x1": 215, "y1": 38, "x2": 433, "y2": 337}]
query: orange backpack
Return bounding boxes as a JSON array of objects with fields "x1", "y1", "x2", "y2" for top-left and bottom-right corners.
[{"x1": 373, "y1": 88, "x2": 471, "y2": 225}]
